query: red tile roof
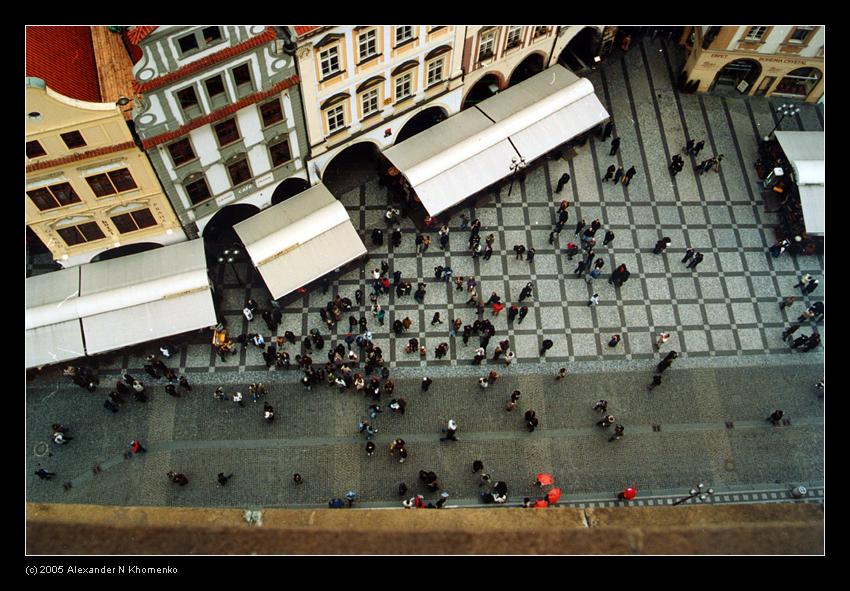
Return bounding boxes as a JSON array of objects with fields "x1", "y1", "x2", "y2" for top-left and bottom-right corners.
[
  {"x1": 294, "y1": 26, "x2": 321, "y2": 37},
  {"x1": 133, "y1": 27, "x2": 277, "y2": 94},
  {"x1": 26, "y1": 25, "x2": 102, "y2": 103},
  {"x1": 26, "y1": 141, "x2": 137, "y2": 173},
  {"x1": 140, "y1": 75, "x2": 300, "y2": 150},
  {"x1": 127, "y1": 26, "x2": 158, "y2": 44}
]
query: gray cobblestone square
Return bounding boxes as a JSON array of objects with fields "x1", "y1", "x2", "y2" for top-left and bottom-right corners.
[
  {"x1": 724, "y1": 276, "x2": 752, "y2": 298},
  {"x1": 738, "y1": 328, "x2": 766, "y2": 350},
  {"x1": 731, "y1": 303, "x2": 758, "y2": 325},
  {"x1": 683, "y1": 329, "x2": 709, "y2": 352},
  {"x1": 671, "y1": 277, "x2": 698, "y2": 300},
  {"x1": 570, "y1": 332, "x2": 598, "y2": 357},
  {"x1": 677, "y1": 303, "x2": 704, "y2": 326},
  {"x1": 623, "y1": 305, "x2": 649, "y2": 327},
  {"x1": 650, "y1": 304, "x2": 676, "y2": 326},
  {"x1": 645, "y1": 278, "x2": 672, "y2": 300},
  {"x1": 704, "y1": 303, "x2": 732, "y2": 326},
  {"x1": 712, "y1": 229, "x2": 741, "y2": 248},
  {"x1": 738, "y1": 228, "x2": 769, "y2": 248},
  {"x1": 696, "y1": 276, "x2": 727, "y2": 299}
]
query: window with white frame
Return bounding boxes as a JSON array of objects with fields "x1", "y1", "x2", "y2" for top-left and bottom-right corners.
[
  {"x1": 319, "y1": 46, "x2": 341, "y2": 78},
  {"x1": 789, "y1": 26, "x2": 816, "y2": 43},
  {"x1": 395, "y1": 72, "x2": 412, "y2": 101},
  {"x1": 326, "y1": 104, "x2": 345, "y2": 133},
  {"x1": 358, "y1": 29, "x2": 378, "y2": 62},
  {"x1": 534, "y1": 26, "x2": 549, "y2": 38},
  {"x1": 361, "y1": 88, "x2": 379, "y2": 117},
  {"x1": 427, "y1": 59, "x2": 444, "y2": 86},
  {"x1": 479, "y1": 30, "x2": 496, "y2": 61},
  {"x1": 745, "y1": 26, "x2": 768, "y2": 41},
  {"x1": 395, "y1": 26, "x2": 414, "y2": 46},
  {"x1": 506, "y1": 26, "x2": 523, "y2": 49}
]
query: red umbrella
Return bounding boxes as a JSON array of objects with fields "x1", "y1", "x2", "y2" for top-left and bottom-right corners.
[
  {"x1": 546, "y1": 487, "x2": 562, "y2": 504},
  {"x1": 618, "y1": 487, "x2": 637, "y2": 500},
  {"x1": 536, "y1": 473, "x2": 554, "y2": 487},
  {"x1": 532, "y1": 499, "x2": 549, "y2": 508}
]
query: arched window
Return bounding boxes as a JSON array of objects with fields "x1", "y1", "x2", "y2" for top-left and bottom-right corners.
[{"x1": 774, "y1": 67, "x2": 822, "y2": 99}]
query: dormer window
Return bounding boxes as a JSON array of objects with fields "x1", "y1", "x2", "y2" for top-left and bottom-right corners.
[{"x1": 176, "y1": 27, "x2": 225, "y2": 57}]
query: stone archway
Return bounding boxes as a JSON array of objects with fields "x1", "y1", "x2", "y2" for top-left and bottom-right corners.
[
  {"x1": 508, "y1": 53, "x2": 546, "y2": 87},
  {"x1": 271, "y1": 177, "x2": 310, "y2": 206},
  {"x1": 201, "y1": 203, "x2": 259, "y2": 249},
  {"x1": 394, "y1": 106, "x2": 449, "y2": 144},
  {"x1": 321, "y1": 141, "x2": 385, "y2": 196},
  {"x1": 774, "y1": 67, "x2": 822, "y2": 100},
  {"x1": 462, "y1": 73, "x2": 503, "y2": 110},
  {"x1": 710, "y1": 58, "x2": 762, "y2": 94},
  {"x1": 558, "y1": 26, "x2": 601, "y2": 73},
  {"x1": 89, "y1": 242, "x2": 163, "y2": 263}
]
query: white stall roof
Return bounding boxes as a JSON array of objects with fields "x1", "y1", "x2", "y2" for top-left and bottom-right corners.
[
  {"x1": 25, "y1": 267, "x2": 85, "y2": 368},
  {"x1": 798, "y1": 184, "x2": 825, "y2": 236},
  {"x1": 774, "y1": 131, "x2": 824, "y2": 184}
]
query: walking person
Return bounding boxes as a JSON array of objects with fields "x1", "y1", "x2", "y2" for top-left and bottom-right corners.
[
  {"x1": 653, "y1": 237, "x2": 672, "y2": 254},
  {"x1": 574, "y1": 218, "x2": 586, "y2": 236},
  {"x1": 603, "y1": 230, "x2": 615, "y2": 246},
  {"x1": 540, "y1": 339, "x2": 554, "y2": 356},
  {"x1": 130, "y1": 438, "x2": 147, "y2": 454},
  {"x1": 766, "y1": 410, "x2": 785, "y2": 425},
  {"x1": 608, "y1": 425, "x2": 625, "y2": 442},
  {"x1": 608, "y1": 334, "x2": 621, "y2": 348},
  {"x1": 793, "y1": 274, "x2": 814, "y2": 290},
  {"x1": 517, "y1": 306, "x2": 529, "y2": 323},
  {"x1": 684, "y1": 138, "x2": 695, "y2": 155},
  {"x1": 613, "y1": 166, "x2": 624, "y2": 184},
  {"x1": 602, "y1": 121, "x2": 614, "y2": 141},
  {"x1": 681, "y1": 247, "x2": 695, "y2": 264},
  {"x1": 217, "y1": 472, "x2": 233, "y2": 486},
  {"x1": 596, "y1": 414, "x2": 615, "y2": 428},
  {"x1": 519, "y1": 282, "x2": 534, "y2": 302},
  {"x1": 779, "y1": 295, "x2": 797, "y2": 311},
  {"x1": 555, "y1": 173, "x2": 571, "y2": 193},
  {"x1": 588, "y1": 293, "x2": 599, "y2": 307},
  {"x1": 648, "y1": 374, "x2": 663, "y2": 391},
  {"x1": 686, "y1": 251, "x2": 704, "y2": 271},
  {"x1": 692, "y1": 140, "x2": 705, "y2": 157},
  {"x1": 609, "y1": 137, "x2": 621, "y2": 156},
  {"x1": 513, "y1": 244, "x2": 527, "y2": 260},
  {"x1": 421, "y1": 376, "x2": 433, "y2": 392},
  {"x1": 556, "y1": 367, "x2": 567, "y2": 380},
  {"x1": 593, "y1": 399, "x2": 608, "y2": 412},
  {"x1": 622, "y1": 166, "x2": 637, "y2": 186},
  {"x1": 655, "y1": 332, "x2": 671, "y2": 349},
  {"x1": 35, "y1": 468, "x2": 56, "y2": 480},
  {"x1": 440, "y1": 419, "x2": 459, "y2": 442},
  {"x1": 802, "y1": 279, "x2": 820, "y2": 295},
  {"x1": 603, "y1": 164, "x2": 615, "y2": 182}
]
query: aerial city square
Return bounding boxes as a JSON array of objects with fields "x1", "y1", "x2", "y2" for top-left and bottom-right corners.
[{"x1": 25, "y1": 25, "x2": 824, "y2": 556}]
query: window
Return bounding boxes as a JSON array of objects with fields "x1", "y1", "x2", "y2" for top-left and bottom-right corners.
[
  {"x1": 110, "y1": 208, "x2": 158, "y2": 234},
  {"x1": 260, "y1": 98, "x2": 284, "y2": 127},
  {"x1": 319, "y1": 46, "x2": 340, "y2": 79},
  {"x1": 85, "y1": 169, "x2": 138, "y2": 197},
  {"x1": 167, "y1": 138, "x2": 196, "y2": 167},
  {"x1": 395, "y1": 26, "x2": 414, "y2": 46},
  {"x1": 57, "y1": 221, "x2": 105, "y2": 246},
  {"x1": 789, "y1": 26, "x2": 816, "y2": 43},
  {"x1": 177, "y1": 33, "x2": 199, "y2": 54},
  {"x1": 358, "y1": 29, "x2": 378, "y2": 62},
  {"x1": 479, "y1": 30, "x2": 497, "y2": 61},
  {"x1": 60, "y1": 131, "x2": 87, "y2": 149},
  {"x1": 232, "y1": 64, "x2": 254, "y2": 98},
  {"x1": 326, "y1": 105, "x2": 345, "y2": 133},
  {"x1": 26, "y1": 140, "x2": 47, "y2": 158},
  {"x1": 205, "y1": 75, "x2": 228, "y2": 109},
  {"x1": 269, "y1": 138, "x2": 292, "y2": 168},
  {"x1": 214, "y1": 119, "x2": 240, "y2": 147},
  {"x1": 176, "y1": 86, "x2": 201, "y2": 118},
  {"x1": 27, "y1": 182, "x2": 82, "y2": 211},
  {"x1": 202, "y1": 26, "x2": 222, "y2": 44},
  {"x1": 184, "y1": 175, "x2": 212, "y2": 205},
  {"x1": 361, "y1": 88, "x2": 379, "y2": 117},
  {"x1": 226, "y1": 157, "x2": 252, "y2": 187},
  {"x1": 427, "y1": 59, "x2": 444, "y2": 86},
  {"x1": 534, "y1": 26, "x2": 549, "y2": 38},
  {"x1": 745, "y1": 26, "x2": 768, "y2": 41},
  {"x1": 395, "y1": 72, "x2": 412, "y2": 101},
  {"x1": 506, "y1": 26, "x2": 523, "y2": 49}
]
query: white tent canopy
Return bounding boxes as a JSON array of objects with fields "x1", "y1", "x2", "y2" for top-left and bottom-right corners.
[
  {"x1": 234, "y1": 182, "x2": 367, "y2": 300},
  {"x1": 25, "y1": 240, "x2": 217, "y2": 367},
  {"x1": 383, "y1": 65, "x2": 610, "y2": 217},
  {"x1": 774, "y1": 131, "x2": 825, "y2": 235}
]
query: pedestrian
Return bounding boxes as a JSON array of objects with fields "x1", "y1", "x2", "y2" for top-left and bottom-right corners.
[
  {"x1": 622, "y1": 166, "x2": 637, "y2": 186},
  {"x1": 613, "y1": 167, "x2": 624, "y2": 184},
  {"x1": 178, "y1": 375, "x2": 191, "y2": 392},
  {"x1": 436, "y1": 491, "x2": 450, "y2": 509},
  {"x1": 596, "y1": 414, "x2": 615, "y2": 428},
  {"x1": 441, "y1": 419, "x2": 459, "y2": 442},
  {"x1": 525, "y1": 410, "x2": 539, "y2": 432},
  {"x1": 345, "y1": 491, "x2": 358, "y2": 508},
  {"x1": 657, "y1": 359, "x2": 672, "y2": 373},
  {"x1": 588, "y1": 293, "x2": 599, "y2": 307},
  {"x1": 793, "y1": 274, "x2": 814, "y2": 290},
  {"x1": 608, "y1": 334, "x2": 621, "y2": 347},
  {"x1": 422, "y1": 376, "x2": 433, "y2": 392},
  {"x1": 518, "y1": 306, "x2": 529, "y2": 323},
  {"x1": 802, "y1": 279, "x2": 819, "y2": 295},
  {"x1": 478, "y1": 377, "x2": 490, "y2": 389},
  {"x1": 167, "y1": 471, "x2": 189, "y2": 486},
  {"x1": 653, "y1": 237, "x2": 672, "y2": 254},
  {"x1": 35, "y1": 468, "x2": 56, "y2": 480},
  {"x1": 767, "y1": 410, "x2": 784, "y2": 425},
  {"x1": 574, "y1": 219, "x2": 586, "y2": 236},
  {"x1": 503, "y1": 350, "x2": 516, "y2": 366},
  {"x1": 431, "y1": 312, "x2": 443, "y2": 325},
  {"x1": 684, "y1": 138, "x2": 695, "y2": 155},
  {"x1": 693, "y1": 140, "x2": 705, "y2": 157},
  {"x1": 519, "y1": 282, "x2": 534, "y2": 301},
  {"x1": 165, "y1": 383, "x2": 179, "y2": 397},
  {"x1": 603, "y1": 230, "x2": 615, "y2": 246},
  {"x1": 803, "y1": 332, "x2": 821, "y2": 351},
  {"x1": 682, "y1": 247, "x2": 695, "y2": 264},
  {"x1": 686, "y1": 251, "x2": 704, "y2": 270},
  {"x1": 556, "y1": 367, "x2": 567, "y2": 380},
  {"x1": 526, "y1": 247, "x2": 536, "y2": 263},
  {"x1": 609, "y1": 136, "x2": 621, "y2": 156},
  {"x1": 540, "y1": 339, "x2": 554, "y2": 355},
  {"x1": 472, "y1": 460, "x2": 485, "y2": 473},
  {"x1": 790, "y1": 333, "x2": 809, "y2": 349},
  {"x1": 603, "y1": 164, "x2": 615, "y2": 182},
  {"x1": 513, "y1": 244, "x2": 526, "y2": 260},
  {"x1": 130, "y1": 439, "x2": 146, "y2": 454},
  {"x1": 648, "y1": 374, "x2": 663, "y2": 390},
  {"x1": 217, "y1": 472, "x2": 233, "y2": 486},
  {"x1": 608, "y1": 425, "x2": 625, "y2": 442},
  {"x1": 232, "y1": 391, "x2": 244, "y2": 407},
  {"x1": 593, "y1": 399, "x2": 608, "y2": 412},
  {"x1": 555, "y1": 172, "x2": 571, "y2": 193},
  {"x1": 602, "y1": 121, "x2": 614, "y2": 141},
  {"x1": 507, "y1": 304, "x2": 520, "y2": 324},
  {"x1": 696, "y1": 158, "x2": 712, "y2": 175},
  {"x1": 655, "y1": 332, "x2": 671, "y2": 349}
]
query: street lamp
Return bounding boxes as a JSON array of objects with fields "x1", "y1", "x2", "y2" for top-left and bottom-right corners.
[
  {"x1": 218, "y1": 245, "x2": 244, "y2": 285},
  {"x1": 764, "y1": 103, "x2": 801, "y2": 141},
  {"x1": 672, "y1": 482, "x2": 715, "y2": 506},
  {"x1": 507, "y1": 156, "x2": 527, "y2": 197}
]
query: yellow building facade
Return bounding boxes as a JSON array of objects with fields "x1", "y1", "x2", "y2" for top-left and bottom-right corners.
[
  {"x1": 680, "y1": 26, "x2": 824, "y2": 102},
  {"x1": 26, "y1": 78, "x2": 185, "y2": 267}
]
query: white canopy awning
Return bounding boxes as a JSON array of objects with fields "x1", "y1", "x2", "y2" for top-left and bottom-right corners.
[
  {"x1": 234, "y1": 182, "x2": 367, "y2": 300},
  {"x1": 25, "y1": 267, "x2": 85, "y2": 368},
  {"x1": 774, "y1": 131, "x2": 824, "y2": 184},
  {"x1": 25, "y1": 240, "x2": 217, "y2": 367},
  {"x1": 798, "y1": 184, "x2": 825, "y2": 236},
  {"x1": 383, "y1": 65, "x2": 610, "y2": 217}
]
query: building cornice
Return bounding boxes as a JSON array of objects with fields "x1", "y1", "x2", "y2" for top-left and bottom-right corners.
[{"x1": 26, "y1": 141, "x2": 138, "y2": 174}]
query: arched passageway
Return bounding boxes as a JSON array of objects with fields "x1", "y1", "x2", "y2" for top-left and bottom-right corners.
[
  {"x1": 558, "y1": 27, "x2": 601, "y2": 73},
  {"x1": 461, "y1": 73, "x2": 502, "y2": 110},
  {"x1": 394, "y1": 106, "x2": 449, "y2": 144},
  {"x1": 321, "y1": 142, "x2": 386, "y2": 196},
  {"x1": 508, "y1": 53, "x2": 545, "y2": 87},
  {"x1": 270, "y1": 177, "x2": 310, "y2": 206},
  {"x1": 89, "y1": 242, "x2": 163, "y2": 263}
]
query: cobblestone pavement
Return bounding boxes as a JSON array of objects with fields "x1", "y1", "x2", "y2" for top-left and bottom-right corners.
[{"x1": 26, "y1": 37, "x2": 824, "y2": 511}]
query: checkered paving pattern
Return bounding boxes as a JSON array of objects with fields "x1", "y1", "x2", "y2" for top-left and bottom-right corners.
[{"x1": 27, "y1": 37, "x2": 825, "y2": 376}]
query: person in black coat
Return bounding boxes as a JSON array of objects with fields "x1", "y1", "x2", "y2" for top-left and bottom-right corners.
[{"x1": 609, "y1": 137, "x2": 621, "y2": 156}]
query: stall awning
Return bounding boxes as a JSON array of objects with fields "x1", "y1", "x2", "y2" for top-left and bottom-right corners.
[
  {"x1": 383, "y1": 65, "x2": 609, "y2": 217},
  {"x1": 26, "y1": 267, "x2": 85, "y2": 368},
  {"x1": 25, "y1": 240, "x2": 217, "y2": 367},
  {"x1": 79, "y1": 240, "x2": 216, "y2": 355},
  {"x1": 774, "y1": 131, "x2": 824, "y2": 184},
  {"x1": 798, "y1": 184, "x2": 825, "y2": 236},
  {"x1": 234, "y1": 182, "x2": 367, "y2": 300}
]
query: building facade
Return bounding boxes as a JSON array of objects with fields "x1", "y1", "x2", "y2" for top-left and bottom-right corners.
[
  {"x1": 286, "y1": 25, "x2": 467, "y2": 181},
  {"x1": 680, "y1": 26, "x2": 824, "y2": 102},
  {"x1": 129, "y1": 26, "x2": 308, "y2": 238},
  {"x1": 25, "y1": 78, "x2": 185, "y2": 268}
]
